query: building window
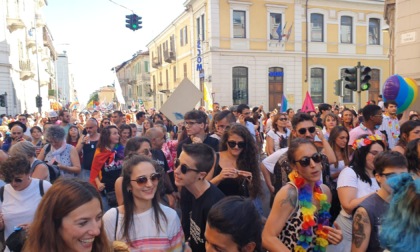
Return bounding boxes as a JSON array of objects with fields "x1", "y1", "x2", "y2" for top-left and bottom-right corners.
[
  {"x1": 270, "y1": 13, "x2": 282, "y2": 40},
  {"x1": 180, "y1": 29, "x2": 184, "y2": 46},
  {"x1": 232, "y1": 67, "x2": 248, "y2": 105},
  {"x1": 173, "y1": 66, "x2": 177, "y2": 82},
  {"x1": 233, "y1": 10, "x2": 246, "y2": 38},
  {"x1": 369, "y1": 18, "x2": 380, "y2": 45},
  {"x1": 144, "y1": 61, "x2": 149, "y2": 73},
  {"x1": 185, "y1": 26, "x2": 188, "y2": 44},
  {"x1": 310, "y1": 68, "x2": 324, "y2": 103},
  {"x1": 340, "y1": 69, "x2": 353, "y2": 103},
  {"x1": 183, "y1": 63, "x2": 187, "y2": 78},
  {"x1": 197, "y1": 17, "x2": 200, "y2": 40},
  {"x1": 201, "y1": 14, "x2": 205, "y2": 41},
  {"x1": 340, "y1": 16, "x2": 353, "y2": 44},
  {"x1": 165, "y1": 70, "x2": 169, "y2": 89},
  {"x1": 311, "y1": 13, "x2": 323, "y2": 42}
]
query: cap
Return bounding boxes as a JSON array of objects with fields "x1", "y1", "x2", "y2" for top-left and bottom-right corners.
[{"x1": 48, "y1": 111, "x2": 58, "y2": 118}]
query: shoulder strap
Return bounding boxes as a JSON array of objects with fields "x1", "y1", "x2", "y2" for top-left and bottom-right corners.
[
  {"x1": 39, "y1": 180, "x2": 44, "y2": 197},
  {"x1": 31, "y1": 159, "x2": 45, "y2": 173},
  {"x1": 0, "y1": 186, "x2": 4, "y2": 202},
  {"x1": 114, "y1": 207, "x2": 119, "y2": 240},
  {"x1": 44, "y1": 144, "x2": 52, "y2": 158}
]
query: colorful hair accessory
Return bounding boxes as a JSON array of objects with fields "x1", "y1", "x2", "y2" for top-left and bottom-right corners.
[
  {"x1": 352, "y1": 134, "x2": 383, "y2": 150},
  {"x1": 288, "y1": 170, "x2": 331, "y2": 252}
]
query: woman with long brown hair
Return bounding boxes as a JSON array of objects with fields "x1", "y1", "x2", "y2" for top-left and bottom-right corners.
[
  {"x1": 23, "y1": 178, "x2": 111, "y2": 252},
  {"x1": 265, "y1": 113, "x2": 290, "y2": 156}
]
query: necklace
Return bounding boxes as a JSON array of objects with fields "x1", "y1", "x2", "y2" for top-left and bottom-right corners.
[{"x1": 288, "y1": 170, "x2": 331, "y2": 252}]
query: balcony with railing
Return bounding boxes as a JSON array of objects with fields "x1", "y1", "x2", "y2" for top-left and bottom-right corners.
[
  {"x1": 19, "y1": 59, "x2": 35, "y2": 81},
  {"x1": 164, "y1": 51, "x2": 176, "y2": 63},
  {"x1": 152, "y1": 57, "x2": 161, "y2": 69}
]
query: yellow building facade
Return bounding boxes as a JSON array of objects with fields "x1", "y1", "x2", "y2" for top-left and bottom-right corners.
[{"x1": 148, "y1": 0, "x2": 389, "y2": 110}]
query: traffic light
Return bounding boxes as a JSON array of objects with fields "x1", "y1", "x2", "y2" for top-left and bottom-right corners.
[
  {"x1": 125, "y1": 14, "x2": 142, "y2": 31},
  {"x1": 36, "y1": 95, "x2": 42, "y2": 108},
  {"x1": 360, "y1": 66, "x2": 371, "y2": 91},
  {"x1": 343, "y1": 67, "x2": 357, "y2": 91},
  {"x1": 334, "y1": 79, "x2": 342, "y2": 96},
  {"x1": 0, "y1": 94, "x2": 5, "y2": 107}
]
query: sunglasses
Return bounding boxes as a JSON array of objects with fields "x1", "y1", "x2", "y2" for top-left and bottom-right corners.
[
  {"x1": 131, "y1": 173, "x2": 161, "y2": 185},
  {"x1": 294, "y1": 153, "x2": 322, "y2": 167},
  {"x1": 175, "y1": 159, "x2": 200, "y2": 174},
  {"x1": 227, "y1": 141, "x2": 246, "y2": 149},
  {"x1": 380, "y1": 172, "x2": 396, "y2": 179},
  {"x1": 297, "y1": 126, "x2": 316, "y2": 135},
  {"x1": 279, "y1": 118, "x2": 288, "y2": 121},
  {"x1": 7, "y1": 177, "x2": 24, "y2": 183}
]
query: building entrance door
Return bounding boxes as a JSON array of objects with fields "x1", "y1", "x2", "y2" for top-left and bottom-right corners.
[{"x1": 269, "y1": 67, "x2": 284, "y2": 111}]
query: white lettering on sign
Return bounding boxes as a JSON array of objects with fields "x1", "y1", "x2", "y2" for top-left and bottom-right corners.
[
  {"x1": 196, "y1": 40, "x2": 202, "y2": 71},
  {"x1": 401, "y1": 32, "x2": 416, "y2": 44}
]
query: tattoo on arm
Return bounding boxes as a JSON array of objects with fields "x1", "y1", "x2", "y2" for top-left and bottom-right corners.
[
  {"x1": 352, "y1": 208, "x2": 370, "y2": 248},
  {"x1": 279, "y1": 186, "x2": 297, "y2": 208}
]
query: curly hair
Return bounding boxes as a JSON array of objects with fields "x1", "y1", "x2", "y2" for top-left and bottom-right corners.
[
  {"x1": 0, "y1": 154, "x2": 30, "y2": 182},
  {"x1": 45, "y1": 125, "x2": 66, "y2": 142},
  {"x1": 350, "y1": 135, "x2": 385, "y2": 185},
  {"x1": 219, "y1": 124, "x2": 262, "y2": 198}
]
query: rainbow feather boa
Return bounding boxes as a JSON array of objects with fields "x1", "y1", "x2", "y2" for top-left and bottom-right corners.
[{"x1": 288, "y1": 170, "x2": 331, "y2": 252}]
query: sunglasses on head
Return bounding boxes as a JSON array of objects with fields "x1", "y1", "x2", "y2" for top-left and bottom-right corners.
[
  {"x1": 227, "y1": 141, "x2": 246, "y2": 149},
  {"x1": 131, "y1": 173, "x2": 161, "y2": 186},
  {"x1": 294, "y1": 153, "x2": 322, "y2": 167},
  {"x1": 175, "y1": 159, "x2": 200, "y2": 174},
  {"x1": 297, "y1": 126, "x2": 316, "y2": 135}
]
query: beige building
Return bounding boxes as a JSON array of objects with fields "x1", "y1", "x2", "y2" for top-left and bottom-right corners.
[
  {"x1": 385, "y1": 0, "x2": 420, "y2": 81},
  {"x1": 147, "y1": 0, "x2": 389, "y2": 111},
  {"x1": 115, "y1": 51, "x2": 151, "y2": 109}
]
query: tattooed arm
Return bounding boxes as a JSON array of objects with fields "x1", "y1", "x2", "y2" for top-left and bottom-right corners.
[
  {"x1": 262, "y1": 184, "x2": 297, "y2": 252},
  {"x1": 351, "y1": 207, "x2": 371, "y2": 252}
]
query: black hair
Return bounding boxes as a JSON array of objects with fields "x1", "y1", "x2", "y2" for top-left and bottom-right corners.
[
  {"x1": 184, "y1": 110, "x2": 208, "y2": 124},
  {"x1": 373, "y1": 151, "x2": 408, "y2": 175},
  {"x1": 136, "y1": 111, "x2": 146, "y2": 120},
  {"x1": 182, "y1": 143, "x2": 215, "y2": 173},
  {"x1": 406, "y1": 139, "x2": 420, "y2": 175},
  {"x1": 236, "y1": 104, "x2": 250, "y2": 114},
  {"x1": 207, "y1": 196, "x2": 262, "y2": 252},
  {"x1": 318, "y1": 103, "x2": 332, "y2": 113},
  {"x1": 362, "y1": 104, "x2": 382, "y2": 122},
  {"x1": 384, "y1": 100, "x2": 398, "y2": 108},
  {"x1": 291, "y1": 112, "x2": 313, "y2": 130}
]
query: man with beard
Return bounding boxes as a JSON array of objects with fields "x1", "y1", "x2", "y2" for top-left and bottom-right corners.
[{"x1": 59, "y1": 110, "x2": 71, "y2": 135}]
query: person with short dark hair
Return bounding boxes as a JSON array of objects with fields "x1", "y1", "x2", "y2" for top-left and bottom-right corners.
[
  {"x1": 236, "y1": 104, "x2": 256, "y2": 139},
  {"x1": 379, "y1": 100, "x2": 399, "y2": 149},
  {"x1": 112, "y1": 111, "x2": 125, "y2": 129},
  {"x1": 0, "y1": 155, "x2": 52, "y2": 247},
  {"x1": 175, "y1": 143, "x2": 225, "y2": 252},
  {"x1": 205, "y1": 196, "x2": 263, "y2": 252},
  {"x1": 351, "y1": 151, "x2": 408, "y2": 252},
  {"x1": 135, "y1": 111, "x2": 146, "y2": 136},
  {"x1": 316, "y1": 103, "x2": 332, "y2": 128},
  {"x1": 58, "y1": 110, "x2": 71, "y2": 135},
  {"x1": 348, "y1": 105, "x2": 383, "y2": 155},
  {"x1": 176, "y1": 110, "x2": 219, "y2": 157}
]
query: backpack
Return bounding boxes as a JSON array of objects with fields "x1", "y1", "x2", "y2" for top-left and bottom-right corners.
[
  {"x1": 42, "y1": 144, "x2": 61, "y2": 183},
  {"x1": 0, "y1": 180, "x2": 45, "y2": 202}
]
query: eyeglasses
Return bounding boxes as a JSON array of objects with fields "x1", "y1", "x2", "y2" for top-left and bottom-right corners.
[
  {"x1": 297, "y1": 126, "x2": 316, "y2": 135},
  {"x1": 294, "y1": 153, "x2": 322, "y2": 167},
  {"x1": 369, "y1": 150, "x2": 380, "y2": 156},
  {"x1": 9, "y1": 177, "x2": 23, "y2": 183},
  {"x1": 227, "y1": 141, "x2": 246, "y2": 149},
  {"x1": 175, "y1": 159, "x2": 200, "y2": 174},
  {"x1": 131, "y1": 173, "x2": 161, "y2": 186},
  {"x1": 380, "y1": 172, "x2": 396, "y2": 179},
  {"x1": 279, "y1": 118, "x2": 288, "y2": 121},
  {"x1": 141, "y1": 149, "x2": 150, "y2": 156},
  {"x1": 184, "y1": 121, "x2": 202, "y2": 127}
]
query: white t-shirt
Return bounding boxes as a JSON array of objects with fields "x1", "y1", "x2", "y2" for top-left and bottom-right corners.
[
  {"x1": 136, "y1": 123, "x2": 143, "y2": 137},
  {"x1": 0, "y1": 179, "x2": 51, "y2": 241},
  {"x1": 266, "y1": 130, "x2": 289, "y2": 152},
  {"x1": 262, "y1": 148, "x2": 289, "y2": 173},
  {"x1": 329, "y1": 160, "x2": 346, "y2": 182},
  {"x1": 337, "y1": 167, "x2": 379, "y2": 217},
  {"x1": 103, "y1": 204, "x2": 184, "y2": 252}
]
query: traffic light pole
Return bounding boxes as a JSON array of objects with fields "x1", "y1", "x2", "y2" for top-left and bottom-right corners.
[{"x1": 356, "y1": 61, "x2": 362, "y2": 110}]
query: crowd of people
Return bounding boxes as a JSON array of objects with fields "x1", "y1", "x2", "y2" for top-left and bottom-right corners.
[{"x1": 0, "y1": 99, "x2": 418, "y2": 252}]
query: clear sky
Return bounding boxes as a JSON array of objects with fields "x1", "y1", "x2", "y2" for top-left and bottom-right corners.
[{"x1": 44, "y1": 0, "x2": 186, "y2": 104}]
